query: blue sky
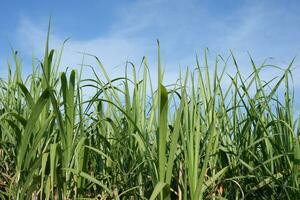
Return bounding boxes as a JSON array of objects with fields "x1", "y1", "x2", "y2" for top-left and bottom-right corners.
[{"x1": 0, "y1": 0, "x2": 300, "y2": 92}]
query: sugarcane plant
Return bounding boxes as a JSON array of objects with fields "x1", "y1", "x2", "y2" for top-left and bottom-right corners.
[{"x1": 0, "y1": 23, "x2": 299, "y2": 200}]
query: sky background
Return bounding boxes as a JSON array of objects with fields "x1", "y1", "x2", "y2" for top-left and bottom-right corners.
[{"x1": 0, "y1": 0, "x2": 300, "y2": 106}]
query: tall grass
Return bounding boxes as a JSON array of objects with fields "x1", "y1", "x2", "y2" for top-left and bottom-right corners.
[{"x1": 0, "y1": 26, "x2": 299, "y2": 199}]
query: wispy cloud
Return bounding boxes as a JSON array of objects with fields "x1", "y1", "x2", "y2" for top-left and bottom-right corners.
[{"x1": 14, "y1": 0, "x2": 300, "y2": 88}]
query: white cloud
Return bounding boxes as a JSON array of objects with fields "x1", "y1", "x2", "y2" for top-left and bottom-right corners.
[{"x1": 14, "y1": 0, "x2": 300, "y2": 91}]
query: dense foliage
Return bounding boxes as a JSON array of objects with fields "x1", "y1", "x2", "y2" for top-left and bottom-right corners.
[{"x1": 0, "y1": 26, "x2": 300, "y2": 199}]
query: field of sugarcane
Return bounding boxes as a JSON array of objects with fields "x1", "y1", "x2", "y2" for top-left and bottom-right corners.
[{"x1": 0, "y1": 25, "x2": 300, "y2": 200}]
